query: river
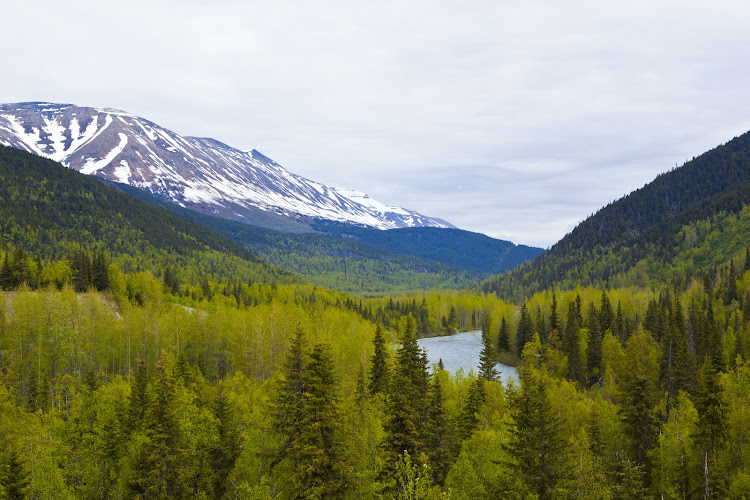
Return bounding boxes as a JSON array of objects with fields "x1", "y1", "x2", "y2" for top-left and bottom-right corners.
[{"x1": 417, "y1": 330, "x2": 518, "y2": 384}]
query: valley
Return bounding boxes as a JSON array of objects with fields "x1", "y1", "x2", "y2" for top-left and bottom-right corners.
[{"x1": 0, "y1": 113, "x2": 749, "y2": 499}]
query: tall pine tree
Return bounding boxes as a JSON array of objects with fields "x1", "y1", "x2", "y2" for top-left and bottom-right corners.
[{"x1": 369, "y1": 323, "x2": 389, "y2": 396}]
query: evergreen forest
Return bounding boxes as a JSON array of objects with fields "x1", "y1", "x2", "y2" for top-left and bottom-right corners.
[{"x1": 2, "y1": 133, "x2": 750, "y2": 500}]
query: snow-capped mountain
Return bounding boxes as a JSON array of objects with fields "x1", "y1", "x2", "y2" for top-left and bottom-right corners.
[{"x1": 0, "y1": 102, "x2": 453, "y2": 230}]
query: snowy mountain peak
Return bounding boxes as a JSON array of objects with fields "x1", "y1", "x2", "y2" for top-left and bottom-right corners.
[{"x1": 0, "y1": 102, "x2": 453, "y2": 230}]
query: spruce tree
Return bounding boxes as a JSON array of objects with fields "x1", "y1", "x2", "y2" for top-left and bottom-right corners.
[
  {"x1": 695, "y1": 357, "x2": 728, "y2": 498},
  {"x1": 383, "y1": 315, "x2": 429, "y2": 478},
  {"x1": 506, "y1": 365, "x2": 568, "y2": 499},
  {"x1": 727, "y1": 259, "x2": 738, "y2": 304},
  {"x1": 138, "y1": 350, "x2": 185, "y2": 498},
  {"x1": 599, "y1": 290, "x2": 614, "y2": 333},
  {"x1": 289, "y1": 343, "x2": 352, "y2": 499},
  {"x1": 706, "y1": 302, "x2": 725, "y2": 372},
  {"x1": 424, "y1": 372, "x2": 453, "y2": 486},
  {"x1": 516, "y1": 302, "x2": 532, "y2": 357},
  {"x1": 614, "y1": 300, "x2": 625, "y2": 341},
  {"x1": 4, "y1": 450, "x2": 29, "y2": 500},
  {"x1": 128, "y1": 358, "x2": 149, "y2": 432},
  {"x1": 369, "y1": 323, "x2": 389, "y2": 396},
  {"x1": 497, "y1": 317, "x2": 510, "y2": 353},
  {"x1": 0, "y1": 252, "x2": 11, "y2": 290},
  {"x1": 478, "y1": 328, "x2": 498, "y2": 382},
  {"x1": 11, "y1": 247, "x2": 29, "y2": 289},
  {"x1": 211, "y1": 384, "x2": 239, "y2": 498},
  {"x1": 549, "y1": 291, "x2": 559, "y2": 333},
  {"x1": 564, "y1": 301, "x2": 583, "y2": 384},
  {"x1": 618, "y1": 334, "x2": 658, "y2": 469},
  {"x1": 457, "y1": 378, "x2": 486, "y2": 441},
  {"x1": 273, "y1": 325, "x2": 309, "y2": 465},
  {"x1": 586, "y1": 303, "x2": 603, "y2": 385}
]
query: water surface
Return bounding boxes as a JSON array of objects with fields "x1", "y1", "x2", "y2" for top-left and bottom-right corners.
[{"x1": 418, "y1": 330, "x2": 517, "y2": 384}]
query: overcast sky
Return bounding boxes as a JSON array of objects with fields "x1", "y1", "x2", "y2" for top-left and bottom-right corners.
[{"x1": 3, "y1": 1, "x2": 750, "y2": 247}]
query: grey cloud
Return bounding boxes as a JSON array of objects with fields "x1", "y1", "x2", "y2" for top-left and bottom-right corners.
[{"x1": 3, "y1": 0, "x2": 750, "y2": 247}]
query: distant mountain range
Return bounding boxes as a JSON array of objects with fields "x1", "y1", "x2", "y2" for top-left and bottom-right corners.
[
  {"x1": 0, "y1": 102, "x2": 452, "y2": 231},
  {"x1": 111, "y1": 181, "x2": 545, "y2": 292}
]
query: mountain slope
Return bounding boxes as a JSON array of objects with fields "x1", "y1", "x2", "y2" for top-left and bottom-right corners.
[
  {"x1": 306, "y1": 222, "x2": 545, "y2": 275},
  {"x1": 105, "y1": 182, "x2": 514, "y2": 293},
  {"x1": 0, "y1": 102, "x2": 452, "y2": 231},
  {"x1": 0, "y1": 145, "x2": 294, "y2": 285},
  {"x1": 481, "y1": 130, "x2": 750, "y2": 299}
]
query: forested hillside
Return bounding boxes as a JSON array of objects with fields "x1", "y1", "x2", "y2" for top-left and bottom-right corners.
[
  {"x1": 481, "y1": 130, "x2": 750, "y2": 299},
  {"x1": 2, "y1": 248, "x2": 750, "y2": 498},
  {"x1": 308, "y1": 222, "x2": 544, "y2": 275},
  {"x1": 112, "y1": 182, "x2": 532, "y2": 293},
  {"x1": 0, "y1": 145, "x2": 294, "y2": 287},
  {"x1": 5, "y1": 130, "x2": 750, "y2": 498}
]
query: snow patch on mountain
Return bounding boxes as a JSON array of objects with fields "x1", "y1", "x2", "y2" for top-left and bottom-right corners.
[{"x1": 0, "y1": 102, "x2": 454, "y2": 230}]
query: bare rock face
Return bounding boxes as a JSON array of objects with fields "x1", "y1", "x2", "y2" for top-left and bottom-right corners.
[{"x1": 0, "y1": 102, "x2": 453, "y2": 229}]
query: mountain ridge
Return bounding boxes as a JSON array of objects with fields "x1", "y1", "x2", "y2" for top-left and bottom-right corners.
[
  {"x1": 0, "y1": 101, "x2": 453, "y2": 231},
  {"x1": 481, "y1": 129, "x2": 750, "y2": 299}
]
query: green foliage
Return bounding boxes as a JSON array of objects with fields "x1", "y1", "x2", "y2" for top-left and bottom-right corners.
[
  {"x1": 128, "y1": 194, "x2": 544, "y2": 294},
  {"x1": 383, "y1": 316, "x2": 430, "y2": 483},
  {"x1": 0, "y1": 145, "x2": 295, "y2": 292},
  {"x1": 478, "y1": 321, "x2": 499, "y2": 382},
  {"x1": 505, "y1": 365, "x2": 570, "y2": 499}
]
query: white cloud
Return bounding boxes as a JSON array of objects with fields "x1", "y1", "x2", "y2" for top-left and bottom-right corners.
[{"x1": 4, "y1": 0, "x2": 750, "y2": 247}]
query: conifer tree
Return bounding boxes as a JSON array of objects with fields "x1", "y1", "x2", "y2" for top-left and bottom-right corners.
[
  {"x1": 128, "y1": 358, "x2": 149, "y2": 432},
  {"x1": 535, "y1": 304, "x2": 548, "y2": 340},
  {"x1": 383, "y1": 315, "x2": 429, "y2": 477},
  {"x1": 92, "y1": 250, "x2": 109, "y2": 291},
  {"x1": 424, "y1": 372, "x2": 453, "y2": 486},
  {"x1": 705, "y1": 302, "x2": 725, "y2": 372},
  {"x1": 564, "y1": 301, "x2": 583, "y2": 384},
  {"x1": 0, "y1": 252, "x2": 11, "y2": 290},
  {"x1": 200, "y1": 276, "x2": 212, "y2": 301},
  {"x1": 4, "y1": 450, "x2": 29, "y2": 500},
  {"x1": 614, "y1": 300, "x2": 627, "y2": 341},
  {"x1": 446, "y1": 306, "x2": 458, "y2": 333},
  {"x1": 12, "y1": 247, "x2": 30, "y2": 289},
  {"x1": 478, "y1": 327, "x2": 498, "y2": 382},
  {"x1": 273, "y1": 325, "x2": 309, "y2": 465},
  {"x1": 289, "y1": 343, "x2": 352, "y2": 499},
  {"x1": 369, "y1": 323, "x2": 389, "y2": 396},
  {"x1": 727, "y1": 259, "x2": 738, "y2": 304},
  {"x1": 549, "y1": 291, "x2": 558, "y2": 333},
  {"x1": 457, "y1": 378, "x2": 486, "y2": 441},
  {"x1": 695, "y1": 357, "x2": 728, "y2": 498},
  {"x1": 506, "y1": 365, "x2": 568, "y2": 499},
  {"x1": 586, "y1": 303, "x2": 603, "y2": 385},
  {"x1": 211, "y1": 383, "x2": 239, "y2": 498},
  {"x1": 516, "y1": 302, "x2": 532, "y2": 357},
  {"x1": 745, "y1": 245, "x2": 750, "y2": 273},
  {"x1": 618, "y1": 333, "x2": 658, "y2": 469},
  {"x1": 612, "y1": 458, "x2": 647, "y2": 500},
  {"x1": 138, "y1": 350, "x2": 185, "y2": 498},
  {"x1": 497, "y1": 317, "x2": 510, "y2": 353},
  {"x1": 599, "y1": 290, "x2": 614, "y2": 333}
]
